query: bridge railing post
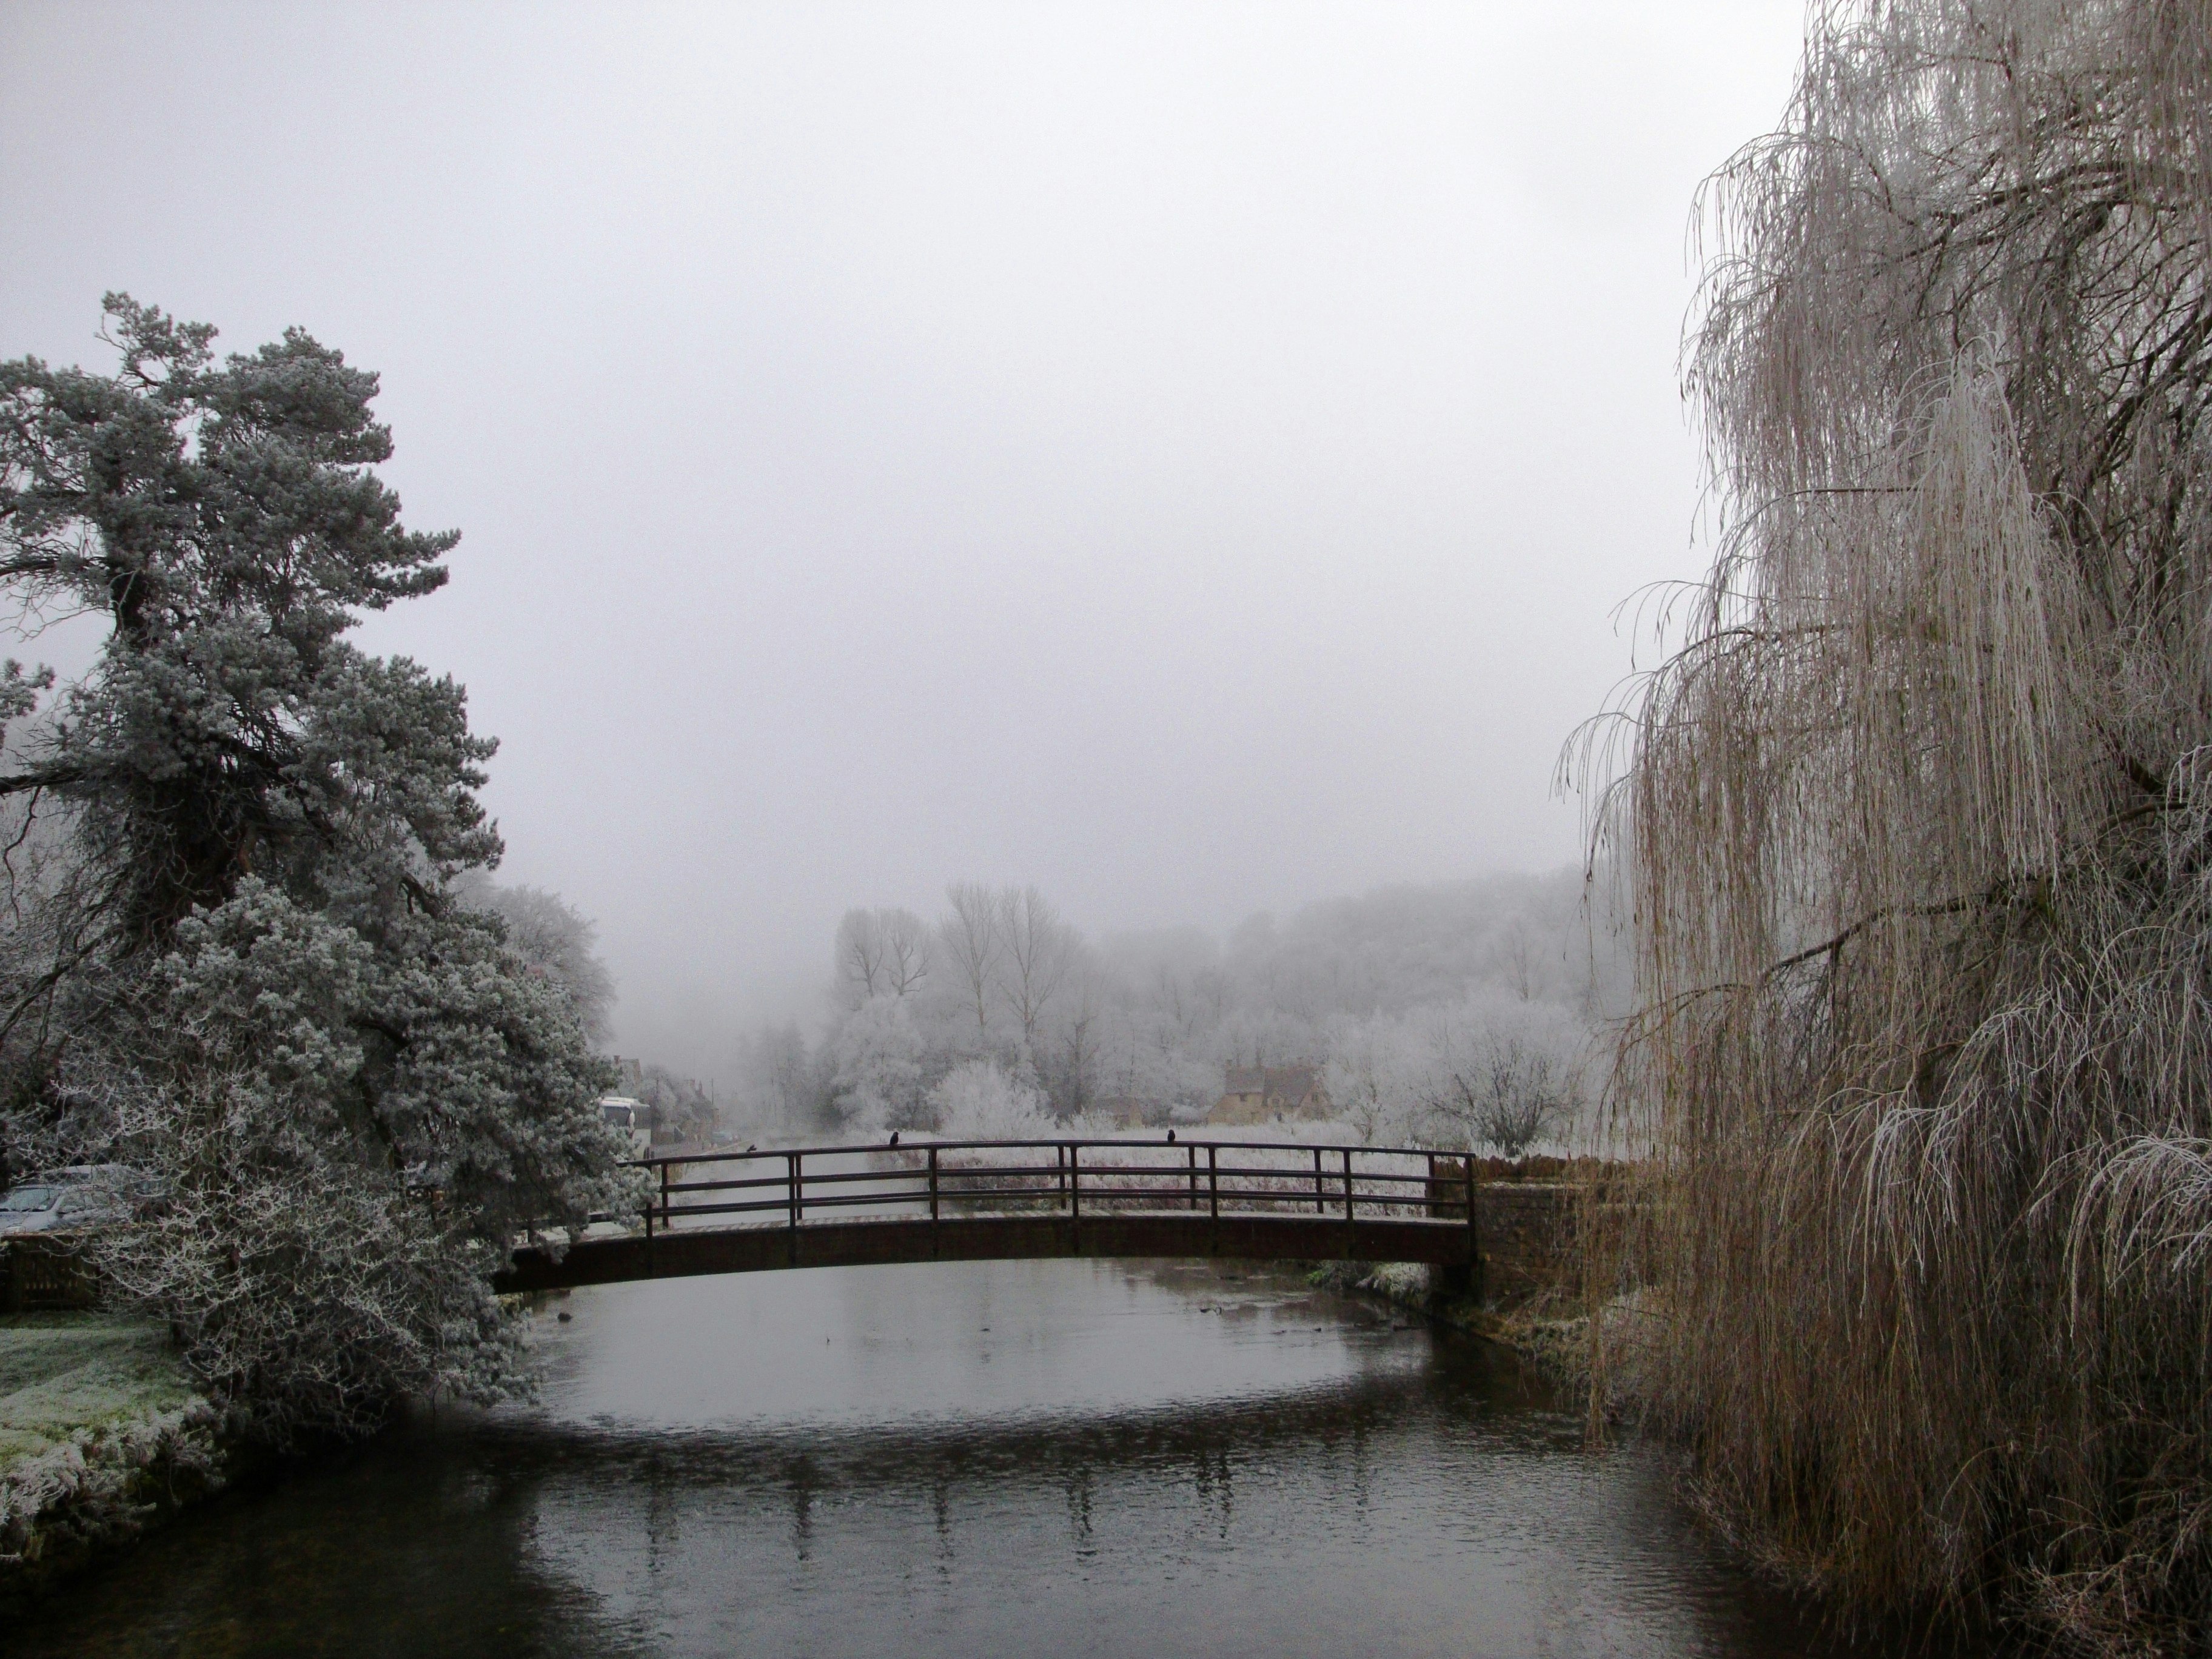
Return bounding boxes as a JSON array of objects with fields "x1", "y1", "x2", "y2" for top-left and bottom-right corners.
[
  {"x1": 1067, "y1": 1142, "x2": 1081, "y2": 1220},
  {"x1": 928, "y1": 1145, "x2": 939, "y2": 1223},
  {"x1": 1342, "y1": 1147, "x2": 1355, "y2": 1223},
  {"x1": 660, "y1": 1162, "x2": 671, "y2": 1233},
  {"x1": 1467, "y1": 1154, "x2": 1480, "y2": 1282},
  {"x1": 1187, "y1": 1144, "x2": 1197, "y2": 1212},
  {"x1": 1313, "y1": 1147, "x2": 1324, "y2": 1215},
  {"x1": 1208, "y1": 1144, "x2": 1219, "y2": 1222}
]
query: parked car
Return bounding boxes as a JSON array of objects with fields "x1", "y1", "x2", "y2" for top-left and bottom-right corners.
[{"x1": 0, "y1": 1165, "x2": 161, "y2": 1237}]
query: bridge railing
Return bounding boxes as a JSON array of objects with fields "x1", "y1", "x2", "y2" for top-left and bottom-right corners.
[{"x1": 622, "y1": 1137, "x2": 1478, "y2": 1241}]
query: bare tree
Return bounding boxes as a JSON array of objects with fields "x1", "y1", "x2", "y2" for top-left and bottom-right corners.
[
  {"x1": 833, "y1": 908, "x2": 888, "y2": 1007},
  {"x1": 1493, "y1": 920, "x2": 1537, "y2": 1002},
  {"x1": 938, "y1": 882, "x2": 1003, "y2": 1045},
  {"x1": 737, "y1": 1021, "x2": 830, "y2": 1133},
  {"x1": 1464, "y1": 1040, "x2": 1567, "y2": 1158},
  {"x1": 1409, "y1": 1029, "x2": 1570, "y2": 1158},
  {"x1": 878, "y1": 907, "x2": 934, "y2": 997},
  {"x1": 836, "y1": 906, "x2": 935, "y2": 1007},
  {"x1": 1045, "y1": 955, "x2": 1105, "y2": 1116},
  {"x1": 995, "y1": 885, "x2": 1076, "y2": 1053}
]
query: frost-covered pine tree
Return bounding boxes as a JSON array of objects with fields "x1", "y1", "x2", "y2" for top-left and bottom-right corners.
[{"x1": 0, "y1": 296, "x2": 636, "y2": 1439}]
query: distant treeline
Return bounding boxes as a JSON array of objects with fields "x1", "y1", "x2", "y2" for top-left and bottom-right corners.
[{"x1": 731, "y1": 870, "x2": 1627, "y2": 1150}]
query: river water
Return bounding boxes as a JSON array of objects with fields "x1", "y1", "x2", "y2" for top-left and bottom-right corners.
[{"x1": 15, "y1": 1260, "x2": 1851, "y2": 1658}]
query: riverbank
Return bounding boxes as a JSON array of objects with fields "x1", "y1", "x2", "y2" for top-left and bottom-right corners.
[
  {"x1": 0, "y1": 1311, "x2": 232, "y2": 1609},
  {"x1": 1315, "y1": 1258, "x2": 1590, "y2": 1375}
]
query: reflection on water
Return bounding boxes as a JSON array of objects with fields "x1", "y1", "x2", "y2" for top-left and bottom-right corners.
[{"x1": 14, "y1": 1260, "x2": 1848, "y2": 1658}]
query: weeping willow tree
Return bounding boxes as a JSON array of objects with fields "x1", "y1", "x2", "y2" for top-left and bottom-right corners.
[{"x1": 1600, "y1": 0, "x2": 2212, "y2": 1643}]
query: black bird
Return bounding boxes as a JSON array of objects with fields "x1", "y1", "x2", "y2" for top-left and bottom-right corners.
[
  {"x1": 889, "y1": 1131, "x2": 900, "y2": 1147},
  {"x1": 1166, "y1": 1130, "x2": 1177, "y2": 1144},
  {"x1": 745, "y1": 1144, "x2": 757, "y2": 1153}
]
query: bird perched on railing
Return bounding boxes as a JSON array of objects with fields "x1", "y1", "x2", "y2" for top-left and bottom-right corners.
[
  {"x1": 1167, "y1": 1130, "x2": 1177, "y2": 1144},
  {"x1": 888, "y1": 1131, "x2": 900, "y2": 1148}
]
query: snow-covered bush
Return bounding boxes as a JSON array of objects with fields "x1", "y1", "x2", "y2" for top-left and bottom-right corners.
[
  {"x1": 1323, "y1": 993, "x2": 1589, "y2": 1154},
  {"x1": 928, "y1": 1059, "x2": 1054, "y2": 1141},
  {"x1": 826, "y1": 994, "x2": 934, "y2": 1134}
]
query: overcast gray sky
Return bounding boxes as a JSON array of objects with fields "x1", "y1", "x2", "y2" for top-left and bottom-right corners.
[{"x1": 1, "y1": 2, "x2": 1805, "y2": 1073}]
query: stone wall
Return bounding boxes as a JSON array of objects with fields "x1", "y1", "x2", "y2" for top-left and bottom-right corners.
[
  {"x1": 1426, "y1": 1160, "x2": 1586, "y2": 1307},
  {"x1": 1472, "y1": 1182, "x2": 1580, "y2": 1304}
]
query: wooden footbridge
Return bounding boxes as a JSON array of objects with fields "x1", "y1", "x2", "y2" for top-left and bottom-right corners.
[{"x1": 494, "y1": 1137, "x2": 1481, "y2": 1296}]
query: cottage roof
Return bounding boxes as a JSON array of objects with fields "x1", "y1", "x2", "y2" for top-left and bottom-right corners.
[{"x1": 1222, "y1": 1064, "x2": 1321, "y2": 1101}]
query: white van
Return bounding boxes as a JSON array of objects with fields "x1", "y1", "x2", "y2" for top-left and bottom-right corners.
[{"x1": 598, "y1": 1097, "x2": 652, "y2": 1158}]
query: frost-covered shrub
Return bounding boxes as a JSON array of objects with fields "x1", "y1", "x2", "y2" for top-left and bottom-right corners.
[
  {"x1": 0, "y1": 1399, "x2": 228, "y2": 1595},
  {"x1": 826, "y1": 994, "x2": 934, "y2": 1134},
  {"x1": 928, "y1": 1059, "x2": 1053, "y2": 1141},
  {"x1": 82, "y1": 883, "x2": 635, "y2": 1441}
]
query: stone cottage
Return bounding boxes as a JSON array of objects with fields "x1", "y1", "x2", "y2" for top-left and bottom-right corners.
[{"x1": 1206, "y1": 1063, "x2": 1330, "y2": 1126}]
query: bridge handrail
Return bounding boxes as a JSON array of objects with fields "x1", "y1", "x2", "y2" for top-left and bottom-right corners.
[
  {"x1": 621, "y1": 1134, "x2": 1466, "y2": 1167},
  {"x1": 601, "y1": 1134, "x2": 1483, "y2": 1245}
]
